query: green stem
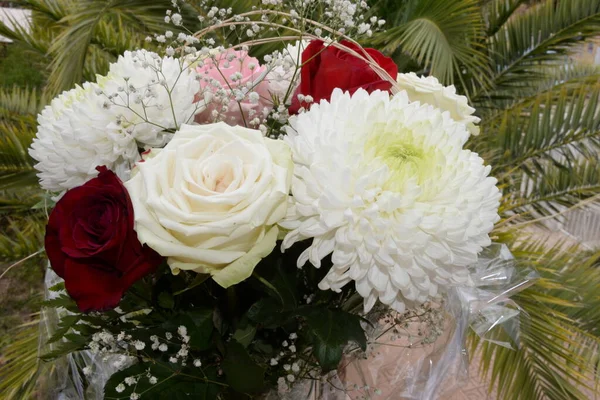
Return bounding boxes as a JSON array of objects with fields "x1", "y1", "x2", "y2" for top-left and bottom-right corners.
[
  {"x1": 227, "y1": 286, "x2": 237, "y2": 318},
  {"x1": 252, "y1": 271, "x2": 284, "y2": 304}
]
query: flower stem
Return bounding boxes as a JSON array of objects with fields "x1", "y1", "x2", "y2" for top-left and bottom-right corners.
[{"x1": 252, "y1": 271, "x2": 284, "y2": 304}]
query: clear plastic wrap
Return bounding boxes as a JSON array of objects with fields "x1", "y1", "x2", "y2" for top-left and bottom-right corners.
[
  {"x1": 40, "y1": 267, "x2": 132, "y2": 399},
  {"x1": 41, "y1": 244, "x2": 537, "y2": 399}
]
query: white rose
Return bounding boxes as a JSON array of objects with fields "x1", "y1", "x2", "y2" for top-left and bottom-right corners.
[
  {"x1": 125, "y1": 123, "x2": 292, "y2": 287},
  {"x1": 396, "y1": 72, "x2": 481, "y2": 136}
]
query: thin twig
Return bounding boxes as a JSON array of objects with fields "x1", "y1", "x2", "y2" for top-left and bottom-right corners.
[{"x1": 0, "y1": 249, "x2": 44, "y2": 281}]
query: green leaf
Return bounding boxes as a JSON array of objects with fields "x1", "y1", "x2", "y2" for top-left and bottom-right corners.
[
  {"x1": 46, "y1": 314, "x2": 80, "y2": 344},
  {"x1": 48, "y1": 282, "x2": 65, "y2": 292},
  {"x1": 248, "y1": 259, "x2": 300, "y2": 328},
  {"x1": 232, "y1": 324, "x2": 256, "y2": 348},
  {"x1": 269, "y1": 262, "x2": 300, "y2": 310},
  {"x1": 41, "y1": 293, "x2": 78, "y2": 313},
  {"x1": 302, "y1": 307, "x2": 367, "y2": 372},
  {"x1": 158, "y1": 291, "x2": 175, "y2": 309},
  {"x1": 246, "y1": 298, "x2": 286, "y2": 328},
  {"x1": 221, "y1": 340, "x2": 265, "y2": 394},
  {"x1": 187, "y1": 309, "x2": 214, "y2": 350},
  {"x1": 0, "y1": 318, "x2": 48, "y2": 400}
]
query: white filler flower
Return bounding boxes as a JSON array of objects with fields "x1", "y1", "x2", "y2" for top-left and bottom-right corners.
[
  {"x1": 280, "y1": 89, "x2": 500, "y2": 313},
  {"x1": 125, "y1": 123, "x2": 292, "y2": 287},
  {"x1": 265, "y1": 40, "x2": 308, "y2": 102},
  {"x1": 100, "y1": 49, "x2": 201, "y2": 147},
  {"x1": 396, "y1": 72, "x2": 481, "y2": 136}
]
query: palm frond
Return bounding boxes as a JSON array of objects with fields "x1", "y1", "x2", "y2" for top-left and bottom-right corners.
[
  {"x1": 0, "y1": 190, "x2": 45, "y2": 213},
  {"x1": 0, "y1": 215, "x2": 45, "y2": 262},
  {"x1": 502, "y1": 160, "x2": 600, "y2": 220},
  {"x1": 0, "y1": 119, "x2": 38, "y2": 191},
  {"x1": 0, "y1": 86, "x2": 49, "y2": 119},
  {"x1": 371, "y1": 0, "x2": 490, "y2": 90},
  {"x1": 478, "y1": 63, "x2": 600, "y2": 119},
  {"x1": 80, "y1": 21, "x2": 148, "y2": 82},
  {"x1": 474, "y1": 0, "x2": 600, "y2": 103},
  {"x1": 482, "y1": 0, "x2": 527, "y2": 36},
  {"x1": 46, "y1": 0, "x2": 174, "y2": 94},
  {"x1": 17, "y1": 0, "x2": 72, "y2": 23},
  {"x1": 0, "y1": 316, "x2": 47, "y2": 400},
  {"x1": 475, "y1": 84, "x2": 600, "y2": 175},
  {"x1": 0, "y1": 2, "x2": 59, "y2": 59}
]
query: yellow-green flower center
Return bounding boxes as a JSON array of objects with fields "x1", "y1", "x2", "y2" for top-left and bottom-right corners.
[
  {"x1": 364, "y1": 123, "x2": 436, "y2": 192},
  {"x1": 383, "y1": 143, "x2": 423, "y2": 168}
]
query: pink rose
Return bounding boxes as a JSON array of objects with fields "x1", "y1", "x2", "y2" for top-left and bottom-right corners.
[{"x1": 194, "y1": 50, "x2": 272, "y2": 127}]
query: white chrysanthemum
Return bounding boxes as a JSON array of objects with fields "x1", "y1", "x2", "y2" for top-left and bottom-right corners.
[
  {"x1": 396, "y1": 72, "x2": 481, "y2": 136},
  {"x1": 29, "y1": 50, "x2": 201, "y2": 193},
  {"x1": 265, "y1": 41, "x2": 308, "y2": 101},
  {"x1": 99, "y1": 49, "x2": 202, "y2": 146},
  {"x1": 29, "y1": 83, "x2": 139, "y2": 193},
  {"x1": 280, "y1": 89, "x2": 500, "y2": 313}
]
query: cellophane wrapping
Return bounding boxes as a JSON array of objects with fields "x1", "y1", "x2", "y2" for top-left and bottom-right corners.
[{"x1": 39, "y1": 268, "x2": 133, "y2": 399}]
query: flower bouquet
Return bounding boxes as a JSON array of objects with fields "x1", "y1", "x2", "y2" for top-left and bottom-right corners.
[{"x1": 30, "y1": 1, "x2": 534, "y2": 399}]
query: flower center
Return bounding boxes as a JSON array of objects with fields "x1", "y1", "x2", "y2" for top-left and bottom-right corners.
[
  {"x1": 382, "y1": 143, "x2": 423, "y2": 168},
  {"x1": 363, "y1": 122, "x2": 436, "y2": 193},
  {"x1": 202, "y1": 159, "x2": 236, "y2": 193}
]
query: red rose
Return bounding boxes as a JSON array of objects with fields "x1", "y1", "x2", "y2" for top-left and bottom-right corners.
[
  {"x1": 289, "y1": 40, "x2": 398, "y2": 113},
  {"x1": 45, "y1": 166, "x2": 162, "y2": 312}
]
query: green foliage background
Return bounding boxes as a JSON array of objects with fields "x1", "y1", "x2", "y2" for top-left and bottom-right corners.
[
  {"x1": 0, "y1": 0, "x2": 599, "y2": 399},
  {"x1": 0, "y1": 44, "x2": 45, "y2": 88}
]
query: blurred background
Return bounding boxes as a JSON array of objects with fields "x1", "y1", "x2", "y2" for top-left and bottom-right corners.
[{"x1": 0, "y1": 1, "x2": 599, "y2": 399}]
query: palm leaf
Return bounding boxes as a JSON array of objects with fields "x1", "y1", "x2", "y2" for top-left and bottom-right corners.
[
  {"x1": 476, "y1": 84, "x2": 600, "y2": 176},
  {"x1": 0, "y1": 216, "x2": 45, "y2": 261},
  {"x1": 0, "y1": 317, "x2": 48, "y2": 400},
  {"x1": 0, "y1": 119, "x2": 39, "y2": 191},
  {"x1": 371, "y1": 0, "x2": 490, "y2": 90},
  {"x1": 0, "y1": 86, "x2": 49, "y2": 119},
  {"x1": 478, "y1": 63, "x2": 600, "y2": 119},
  {"x1": 502, "y1": 160, "x2": 600, "y2": 221},
  {"x1": 46, "y1": 0, "x2": 175, "y2": 94},
  {"x1": 482, "y1": 0, "x2": 527, "y2": 36},
  {"x1": 0, "y1": 5, "x2": 52, "y2": 58},
  {"x1": 474, "y1": 0, "x2": 600, "y2": 103}
]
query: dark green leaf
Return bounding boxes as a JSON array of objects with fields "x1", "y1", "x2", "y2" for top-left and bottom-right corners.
[
  {"x1": 246, "y1": 298, "x2": 286, "y2": 328},
  {"x1": 48, "y1": 282, "x2": 65, "y2": 292},
  {"x1": 187, "y1": 309, "x2": 214, "y2": 351},
  {"x1": 46, "y1": 315, "x2": 80, "y2": 344},
  {"x1": 41, "y1": 293, "x2": 78, "y2": 312},
  {"x1": 232, "y1": 324, "x2": 256, "y2": 348},
  {"x1": 158, "y1": 291, "x2": 175, "y2": 309},
  {"x1": 221, "y1": 340, "x2": 265, "y2": 394},
  {"x1": 269, "y1": 262, "x2": 299, "y2": 310},
  {"x1": 302, "y1": 307, "x2": 367, "y2": 372}
]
